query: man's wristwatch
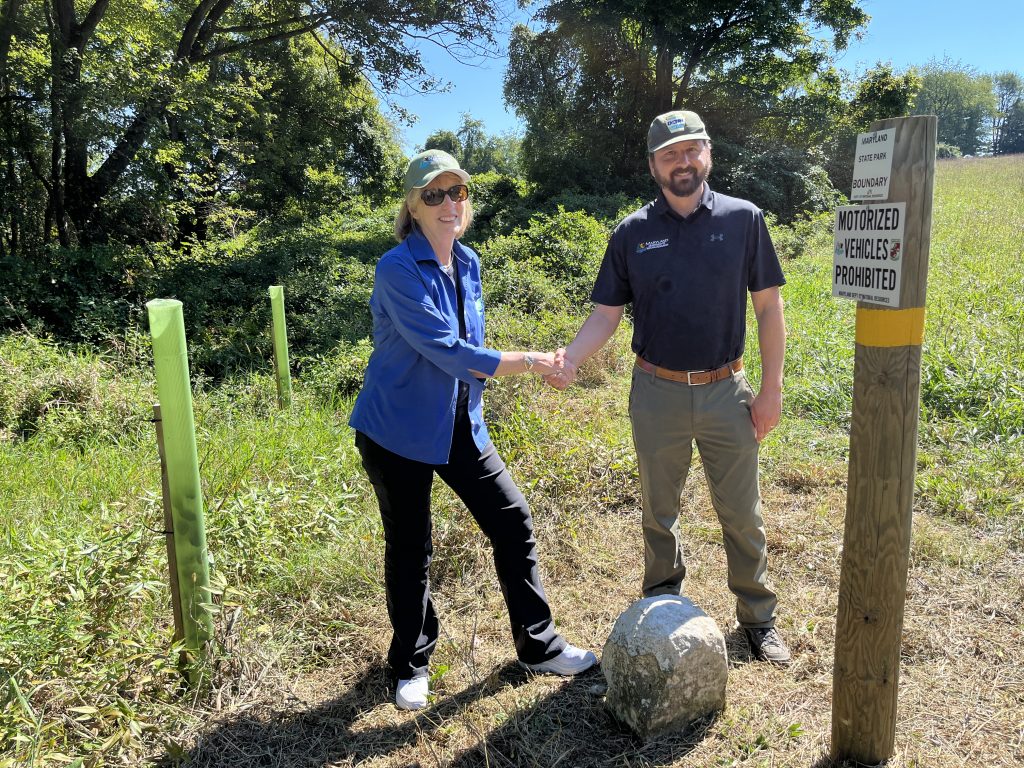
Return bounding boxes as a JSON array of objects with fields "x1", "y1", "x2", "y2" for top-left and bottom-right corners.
[{"x1": 523, "y1": 353, "x2": 536, "y2": 372}]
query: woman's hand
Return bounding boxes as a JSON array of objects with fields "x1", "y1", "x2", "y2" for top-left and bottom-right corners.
[
  {"x1": 486, "y1": 350, "x2": 566, "y2": 377},
  {"x1": 527, "y1": 351, "x2": 559, "y2": 375}
]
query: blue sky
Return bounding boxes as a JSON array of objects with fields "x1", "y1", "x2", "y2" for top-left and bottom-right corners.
[{"x1": 382, "y1": 0, "x2": 1024, "y2": 153}]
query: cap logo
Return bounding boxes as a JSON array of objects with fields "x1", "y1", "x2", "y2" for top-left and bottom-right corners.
[
  {"x1": 666, "y1": 116, "x2": 686, "y2": 133},
  {"x1": 419, "y1": 155, "x2": 436, "y2": 168}
]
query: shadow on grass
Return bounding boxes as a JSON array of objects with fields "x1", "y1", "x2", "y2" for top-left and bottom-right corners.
[
  {"x1": 178, "y1": 660, "x2": 719, "y2": 767},
  {"x1": 724, "y1": 626, "x2": 757, "y2": 667}
]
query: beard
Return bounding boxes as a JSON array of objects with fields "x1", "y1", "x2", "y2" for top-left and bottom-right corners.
[{"x1": 654, "y1": 157, "x2": 712, "y2": 198}]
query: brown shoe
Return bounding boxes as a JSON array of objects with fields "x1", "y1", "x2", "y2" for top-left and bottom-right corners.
[{"x1": 743, "y1": 626, "x2": 792, "y2": 665}]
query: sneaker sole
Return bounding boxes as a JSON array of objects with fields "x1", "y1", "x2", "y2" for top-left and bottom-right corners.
[{"x1": 518, "y1": 656, "x2": 598, "y2": 676}]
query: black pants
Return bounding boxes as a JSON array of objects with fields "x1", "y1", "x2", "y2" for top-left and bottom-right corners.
[{"x1": 355, "y1": 413, "x2": 565, "y2": 680}]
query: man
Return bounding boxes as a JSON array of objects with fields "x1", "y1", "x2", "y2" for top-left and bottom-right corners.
[{"x1": 549, "y1": 110, "x2": 790, "y2": 664}]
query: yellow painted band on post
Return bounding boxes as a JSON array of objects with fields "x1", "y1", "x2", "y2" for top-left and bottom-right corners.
[{"x1": 855, "y1": 306, "x2": 926, "y2": 347}]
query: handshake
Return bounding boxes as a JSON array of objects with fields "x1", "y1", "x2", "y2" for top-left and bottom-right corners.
[{"x1": 526, "y1": 348, "x2": 578, "y2": 391}]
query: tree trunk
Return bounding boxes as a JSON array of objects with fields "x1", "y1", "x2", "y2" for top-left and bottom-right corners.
[
  {"x1": 1, "y1": 0, "x2": 25, "y2": 255},
  {"x1": 0, "y1": 0, "x2": 23, "y2": 77},
  {"x1": 46, "y1": 3, "x2": 72, "y2": 246},
  {"x1": 654, "y1": 41, "x2": 673, "y2": 114}
]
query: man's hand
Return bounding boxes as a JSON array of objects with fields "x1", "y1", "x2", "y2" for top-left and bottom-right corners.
[
  {"x1": 749, "y1": 286, "x2": 785, "y2": 442},
  {"x1": 543, "y1": 347, "x2": 578, "y2": 391},
  {"x1": 750, "y1": 387, "x2": 782, "y2": 442},
  {"x1": 541, "y1": 304, "x2": 623, "y2": 391}
]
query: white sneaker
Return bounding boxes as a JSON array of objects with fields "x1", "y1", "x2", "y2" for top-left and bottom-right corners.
[
  {"x1": 395, "y1": 676, "x2": 430, "y2": 710},
  {"x1": 520, "y1": 644, "x2": 598, "y2": 675}
]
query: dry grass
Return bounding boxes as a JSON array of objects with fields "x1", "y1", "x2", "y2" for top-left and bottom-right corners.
[{"x1": 172, "y1": 401, "x2": 1024, "y2": 767}]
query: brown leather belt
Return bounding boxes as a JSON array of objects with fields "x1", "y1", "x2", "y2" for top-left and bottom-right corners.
[{"x1": 635, "y1": 355, "x2": 743, "y2": 385}]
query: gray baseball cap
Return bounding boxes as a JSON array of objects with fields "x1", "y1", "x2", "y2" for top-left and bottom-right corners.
[
  {"x1": 404, "y1": 150, "x2": 471, "y2": 192},
  {"x1": 647, "y1": 110, "x2": 712, "y2": 153}
]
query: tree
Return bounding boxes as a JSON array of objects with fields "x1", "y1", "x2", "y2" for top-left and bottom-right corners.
[
  {"x1": 822, "y1": 63, "x2": 920, "y2": 193},
  {"x1": 422, "y1": 114, "x2": 521, "y2": 176},
  {"x1": 504, "y1": 1, "x2": 870, "y2": 215},
  {"x1": 992, "y1": 71, "x2": 1024, "y2": 155},
  {"x1": 535, "y1": 0, "x2": 866, "y2": 112},
  {"x1": 422, "y1": 129, "x2": 462, "y2": 159},
  {"x1": 504, "y1": 20, "x2": 678, "y2": 193},
  {"x1": 850, "y1": 63, "x2": 921, "y2": 125},
  {"x1": 999, "y1": 101, "x2": 1024, "y2": 155},
  {"x1": 912, "y1": 59, "x2": 995, "y2": 155},
  {"x1": 0, "y1": 0, "x2": 498, "y2": 250},
  {"x1": 457, "y1": 113, "x2": 488, "y2": 172}
]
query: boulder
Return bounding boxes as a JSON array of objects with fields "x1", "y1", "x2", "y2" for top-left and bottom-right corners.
[{"x1": 602, "y1": 595, "x2": 728, "y2": 739}]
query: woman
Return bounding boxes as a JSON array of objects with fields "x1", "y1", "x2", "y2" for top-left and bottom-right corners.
[{"x1": 349, "y1": 150, "x2": 597, "y2": 711}]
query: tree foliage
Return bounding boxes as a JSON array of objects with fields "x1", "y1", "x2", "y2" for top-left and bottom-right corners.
[
  {"x1": 998, "y1": 100, "x2": 1024, "y2": 156},
  {"x1": 912, "y1": 59, "x2": 995, "y2": 155},
  {"x1": 992, "y1": 71, "x2": 1024, "y2": 155},
  {"x1": 422, "y1": 129, "x2": 463, "y2": 159},
  {"x1": 423, "y1": 113, "x2": 522, "y2": 176},
  {"x1": 535, "y1": 0, "x2": 867, "y2": 112},
  {"x1": 0, "y1": 0, "x2": 497, "y2": 252},
  {"x1": 820, "y1": 62, "x2": 920, "y2": 193},
  {"x1": 504, "y1": 0, "x2": 869, "y2": 213}
]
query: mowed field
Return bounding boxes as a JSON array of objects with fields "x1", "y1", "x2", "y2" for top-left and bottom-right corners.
[{"x1": 1, "y1": 155, "x2": 1022, "y2": 767}]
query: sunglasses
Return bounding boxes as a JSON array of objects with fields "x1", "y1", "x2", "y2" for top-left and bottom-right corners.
[{"x1": 420, "y1": 184, "x2": 469, "y2": 206}]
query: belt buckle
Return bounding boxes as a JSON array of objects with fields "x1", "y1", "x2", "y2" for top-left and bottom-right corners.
[{"x1": 686, "y1": 369, "x2": 709, "y2": 386}]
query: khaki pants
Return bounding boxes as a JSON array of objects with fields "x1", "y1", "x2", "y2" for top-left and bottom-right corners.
[{"x1": 629, "y1": 364, "x2": 777, "y2": 627}]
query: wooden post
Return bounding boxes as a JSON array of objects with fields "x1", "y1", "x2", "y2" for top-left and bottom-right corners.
[
  {"x1": 269, "y1": 285, "x2": 292, "y2": 409},
  {"x1": 153, "y1": 404, "x2": 185, "y2": 658},
  {"x1": 831, "y1": 115, "x2": 937, "y2": 763}
]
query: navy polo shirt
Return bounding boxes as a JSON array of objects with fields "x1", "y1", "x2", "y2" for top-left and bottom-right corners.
[{"x1": 591, "y1": 185, "x2": 785, "y2": 371}]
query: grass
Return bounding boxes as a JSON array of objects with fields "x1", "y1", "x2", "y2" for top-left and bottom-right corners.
[{"x1": 1, "y1": 154, "x2": 1023, "y2": 766}]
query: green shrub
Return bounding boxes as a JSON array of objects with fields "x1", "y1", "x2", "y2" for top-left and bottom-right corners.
[
  {"x1": 465, "y1": 171, "x2": 535, "y2": 244},
  {"x1": 540, "y1": 190, "x2": 640, "y2": 225},
  {"x1": 482, "y1": 237, "x2": 568, "y2": 313},
  {"x1": 523, "y1": 207, "x2": 609, "y2": 290},
  {"x1": 155, "y1": 207, "x2": 391, "y2": 378},
  {"x1": 714, "y1": 140, "x2": 842, "y2": 222},
  {"x1": 767, "y1": 211, "x2": 836, "y2": 261},
  {"x1": 936, "y1": 142, "x2": 962, "y2": 159},
  {"x1": 480, "y1": 206, "x2": 609, "y2": 307},
  {"x1": 0, "y1": 333, "x2": 152, "y2": 445},
  {"x1": 297, "y1": 338, "x2": 375, "y2": 404},
  {"x1": 0, "y1": 243, "x2": 154, "y2": 342}
]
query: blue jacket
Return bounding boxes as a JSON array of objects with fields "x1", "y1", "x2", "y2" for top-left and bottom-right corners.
[{"x1": 348, "y1": 229, "x2": 502, "y2": 464}]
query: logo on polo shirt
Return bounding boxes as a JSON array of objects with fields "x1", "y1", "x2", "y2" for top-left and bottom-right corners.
[
  {"x1": 710, "y1": 233, "x2": 724, "y2": 242},
  {"x1": 636, "y1": 238, "x2": 670, "y2": 254}
]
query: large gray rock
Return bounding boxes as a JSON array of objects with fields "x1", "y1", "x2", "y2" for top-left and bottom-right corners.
[{"x1": 603, "y1": 595, "x2": 728, "y2": 739}]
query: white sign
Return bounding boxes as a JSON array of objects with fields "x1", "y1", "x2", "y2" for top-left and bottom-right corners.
[
  {"x1": 833, "y1": 202, "x2": 906, "y2": 306},
  {"x1": 851, "y1": 129, "x2": 895, "y2": 201}
]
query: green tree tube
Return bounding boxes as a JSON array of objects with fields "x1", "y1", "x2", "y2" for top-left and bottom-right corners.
[
  {"x1": 269, "y1": 285, "x2": 292, "y2": 408},
  {"x1": 146, "y1": 299, "x2": 213, "y2": 667}
]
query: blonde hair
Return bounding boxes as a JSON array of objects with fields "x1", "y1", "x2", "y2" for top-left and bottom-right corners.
[{"x1": 393, "y1": 176, "x2": 474, "y2": 242}]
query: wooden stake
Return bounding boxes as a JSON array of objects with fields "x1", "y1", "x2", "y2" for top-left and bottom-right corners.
[
  {"x1": 831, "y1": 115, "x2": 937, "y2": 763},
  {"x1": 153, "y1": 404, "x2": 185, "y2": 655}
]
